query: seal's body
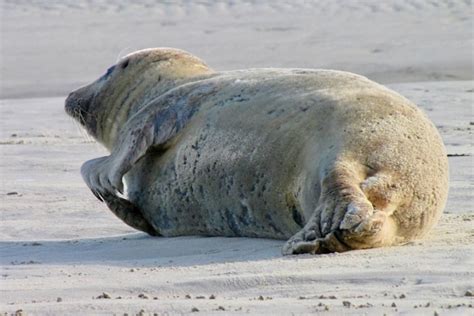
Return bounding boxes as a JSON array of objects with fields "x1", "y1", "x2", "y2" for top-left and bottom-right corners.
[{"x1": 65, "y1": 48, "x2": 448, "y2": 254}]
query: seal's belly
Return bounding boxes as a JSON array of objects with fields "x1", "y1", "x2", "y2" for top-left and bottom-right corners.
[{"x1": 127, "y1": 128, "x2": 308, "y2": 239}]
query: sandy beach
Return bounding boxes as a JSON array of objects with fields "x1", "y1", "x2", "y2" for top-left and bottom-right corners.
[{"x1": 1, "y1": 1, "x2": 473, "y2": 315}]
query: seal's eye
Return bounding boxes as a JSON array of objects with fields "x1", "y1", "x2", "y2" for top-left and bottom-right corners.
[
  {"x1": 121, "y1": 60, "x2": 129, "y2": 69},
  {"x1": 105, "y1": 65, "x2": 115, "y2": 77}
]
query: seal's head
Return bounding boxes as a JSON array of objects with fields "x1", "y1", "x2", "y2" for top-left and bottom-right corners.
[{"x1": 65, "y1": 48, "x2": 214, "y2": 148}]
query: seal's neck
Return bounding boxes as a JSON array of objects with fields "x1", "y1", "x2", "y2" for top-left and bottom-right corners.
[
  {"x1": 99, "y1": 65, "x2": 215, "y2": 150},
  {"x1": 130, "y1": 73, "x2": 214, "y2": 116}
]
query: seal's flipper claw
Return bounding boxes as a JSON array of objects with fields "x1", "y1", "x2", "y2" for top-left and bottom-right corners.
[
  {"x1": 282, "y1": 211, "x2": 324, "y2": 255},
  {"x1": 91, "y1": 190, "x2": 104, "y2": 202},
  {"x1": 282, "y1": 239, "x2": 322, "y2": 255}
]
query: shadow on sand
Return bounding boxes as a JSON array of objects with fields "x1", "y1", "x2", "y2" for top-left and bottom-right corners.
[{"x1": 0, "y1": 234, "x2": 286, "y2": 268}]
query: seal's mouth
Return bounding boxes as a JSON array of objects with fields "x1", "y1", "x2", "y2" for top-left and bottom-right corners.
[{"x1": 65, "y1": 92, "x2": 91, "y2": 126}]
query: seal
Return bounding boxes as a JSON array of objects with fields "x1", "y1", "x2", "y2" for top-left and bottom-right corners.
[{"x1": 65, "y1": 48, "x2": 449, "y2": 254}]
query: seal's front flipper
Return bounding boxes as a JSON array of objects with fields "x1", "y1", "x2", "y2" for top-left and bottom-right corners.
[
  {"x1": 81, "y1": 156, "x2": 124, "y2": 199},
  {"x1": 101, "y1": 192, "x2": 159, "y2": 236},
  {"x1": 80, "y1": 83, "x2": 218, "y2": 234},
  {"x1": 81, "y1": 156, "x2": 158, "y2": 235},
  {"x1": 101, "y1": 83, "x2": 218, "y2": 197},
  {"x1": 105, "y1": 108, "x2": 191, "y2": 193},
  {"x1": 80, "y1": 105, "x2": 194, "y2": 200}
]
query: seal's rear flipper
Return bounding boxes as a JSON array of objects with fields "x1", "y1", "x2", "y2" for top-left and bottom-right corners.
[
  {"x1": 101, "y1": 192, "x2": 159, "y2": 236},
  {"x1": 282, "y1": 160, "x2": 400, "y2": 255}
]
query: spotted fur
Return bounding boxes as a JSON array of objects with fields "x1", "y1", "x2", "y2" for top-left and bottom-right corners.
[{"x1": 65, "y1": 48, "x2": 449, "y2": 254}]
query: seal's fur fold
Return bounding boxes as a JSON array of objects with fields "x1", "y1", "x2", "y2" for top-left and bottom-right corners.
[{"x1": 65, "y1": 48, "x2": 448, "y2": 255}]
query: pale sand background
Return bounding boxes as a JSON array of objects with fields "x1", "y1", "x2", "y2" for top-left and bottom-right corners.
[{"x1": 0, "y1": 0, "x2": 473, "y2": 315}]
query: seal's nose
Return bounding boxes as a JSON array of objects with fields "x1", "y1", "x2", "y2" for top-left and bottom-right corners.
[
  {"x1": 65, "y1": 90, "x2": 84, "y2": 117},
  {"x1": 64, "y1": 88, "x2": 92, "y2": 126},
  {"x1": 64, "y1": 91, "x2": 76, "y2": 114}
]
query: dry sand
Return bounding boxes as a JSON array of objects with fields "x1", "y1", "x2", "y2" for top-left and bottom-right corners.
[{"x1": 1, "y1": 0, "x2": 473, "y2": 315}]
